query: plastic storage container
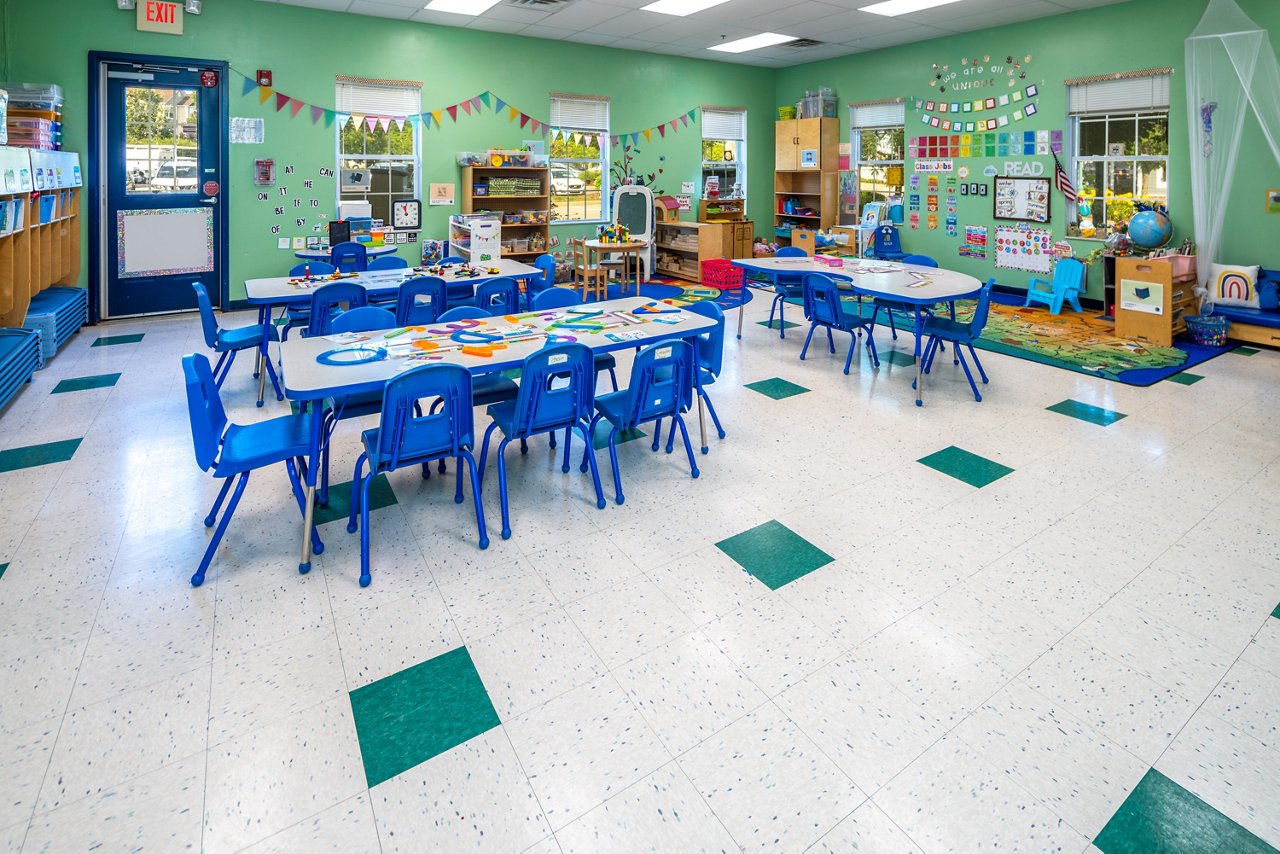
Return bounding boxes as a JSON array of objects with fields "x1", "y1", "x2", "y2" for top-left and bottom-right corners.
[
  {"x1": 701, "y1": 258, "x2": 744, "y2": 290},
  {"x1": 1184, "y1": 314, "x2": 1229, "y2": 347},
  {"x1": 0, "y1": 89, "x2": 7, "y2": 146}
]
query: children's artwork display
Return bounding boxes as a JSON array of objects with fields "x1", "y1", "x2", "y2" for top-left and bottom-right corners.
[
  {"x1": 993, "y1": 175, "x2": 1050, "y2": 222},
  {"x1": 995, "y1": 225, "x2": 1052, "y2": 273},
  {"x1": 960, "y1": 225, "x2": 988, "y2": 259}
]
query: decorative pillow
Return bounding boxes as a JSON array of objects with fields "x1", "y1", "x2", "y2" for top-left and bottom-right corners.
[
  {"x1": 1258, "y1": 268, "x2": 1280, "y2": 311},
  {"x1": 1209, "y1": 263, "x2": 1260, "y2": 308}
]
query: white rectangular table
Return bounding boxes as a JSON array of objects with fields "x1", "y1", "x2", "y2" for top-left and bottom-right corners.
[{"x1": 278, "y1": 296, "x2": 716, "y2": 572}]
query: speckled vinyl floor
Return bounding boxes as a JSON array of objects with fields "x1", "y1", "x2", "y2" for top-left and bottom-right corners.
[{"x1": 1, "y1": 290, "x2": 1278, "y2": 852}]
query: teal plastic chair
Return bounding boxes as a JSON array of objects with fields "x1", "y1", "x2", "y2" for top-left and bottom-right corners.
[{"x1": 1025, "y1": 258, "x2": 1084, "y2": 314}]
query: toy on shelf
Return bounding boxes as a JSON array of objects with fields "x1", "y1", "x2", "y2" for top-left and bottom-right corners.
[{"x1": 596, "y1": 223, "x2": 632, "y2": 244}]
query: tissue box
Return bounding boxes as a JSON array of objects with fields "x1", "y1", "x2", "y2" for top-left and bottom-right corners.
[{"x1": 814, "y1": 255, "x2": 844, "y2": 268}]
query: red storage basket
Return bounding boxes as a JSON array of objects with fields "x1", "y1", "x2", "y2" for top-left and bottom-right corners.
[{"x1": 701, "y1": 258, "x2": 743, "y2": 290}]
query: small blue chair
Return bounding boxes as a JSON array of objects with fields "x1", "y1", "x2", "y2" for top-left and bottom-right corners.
[
  {"x1": 479, "y1": 343, "x2": 606, "y2": 538},
  {"x1": 304, "y1": 282, "x2": 368, "y2": 337},
  {"x1": 922, "y1": 279, "x2": 994, "y2": 402},
  {"x1": 801, "y1": 272, "x2": 880, "y2": 373},
  {"x1": 331, "y1": 306, "x2": 394, "y2": 334},
  {"x1": 866, "y1": 224, "x2": 906, "y2": 261},
  {"x1": 281, "y1": 263, "x2": 336, "y2": 343},
  {"x1": 182, "y1": 353, "x2": 322, "y2": 587},
  {"x1": 437, "y1": 305, "x2": 489, "y2": 323},
  {"x1": 439, "y1": 256, "x2": 466, "y2": 266},
  {"x1": 901, "y1": 254, "x2": 938, "y2": 268},
  {"x1": 588, "y1": 339, "x2": 700, "y2": 505},
  {"x1": 473, "y1": 277, "x2": 522, "y2": 316},
  {"x1": 192, "y1": 283, "x2": 283, "y2": 402},
  {"x1": 347, "y1": 364, "x2": 488, "y2": 586},
  {"x1": 667, "y1": 300, "x2": 726, "y2": 454},
  {"x1": 527, "y1": 254, "x2": 557, "y2": 309},
  {"x1": 532, "y1": 287, "x2": 581, "y2": 310},
  {"x1": 395, "y1": 276, "x2": 448, "y2": 326},
  {"x1": 367, "y1": 255, "x2": 409, "y2": 271},
  {"x1": 766, "y1": 246, "x2": 808, "y2": 339},
  {"x1": 1025, "y1": 258, "x2": 1085, "y2": 315},
  {"x1": 289, "y1": 261, "x2": 336, "y2": 277},
  {"x1": 331, "y1": 241, "x2": 368, "y2": 273}
]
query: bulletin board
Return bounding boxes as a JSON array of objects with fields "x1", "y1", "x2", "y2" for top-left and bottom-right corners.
[{"x1": 993, "y1": 175, "x2": 1050, "y2": 223}]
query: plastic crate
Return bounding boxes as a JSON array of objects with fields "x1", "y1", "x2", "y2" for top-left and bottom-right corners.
[
  {"x1": 1185, "y1": 314, "x2": 1229, "y2": 347},
  {"x1": 701, "y1": 258, "x2": 744, "y2": 290}
]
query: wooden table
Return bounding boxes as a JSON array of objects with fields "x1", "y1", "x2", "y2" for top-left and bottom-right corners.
[
  {"x1": 278, "y1": 296, "x2": 716, "y2": 573},
  {"x1": 732, "y1": 257, "x2": 985, "y2": 406},
  {"x1": 585, "y1": 239, "x2": 649, "y2": 297}
]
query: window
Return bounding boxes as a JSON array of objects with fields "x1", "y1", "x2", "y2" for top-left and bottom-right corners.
[
  {"x1": 1067, "y1": 69, "x2": 1170, "y2": 236},
  {"x1": 550, "y1": 94, "x2": 609, "y2": 223},
  {"x1": 849, "y1": 101, "x2": 905, "y2": 222},
  {"x1": 336, "y1": 77, "x2": 421, "y2": 224},
  {"x1": 701, "y1": 108, "x2": 746, "y2": 199}
]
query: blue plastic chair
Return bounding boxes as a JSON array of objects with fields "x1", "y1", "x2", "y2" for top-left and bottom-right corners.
[
  {"x1": 395, "y1": 276, "x2": 448, "y2": 326},
  {"x1": 182, "y1": 353, "x2": 322, "y2": 587},
  {"x1": 527, "y1": 254, "x2": 557, "y2": 309},
  {"x1": 801, "y1": 272, "x2": 880, "y2": 373},
  {"x1": 588, "y1": 339, "x2": 699, "y2": 505},
  {"x1": 1025, "y1": 258, "x2": 1085, "y2": 315},
  {"x1": 479, "y1": 343, "x2": 606, "y2": 538},
  {"x1": 437, "y1": 305, "x2": 489, "y2": 323},
  {"x1": 659, "y1": 300, "x2": 726, "y2": 455},
  {"x1": 439, "y1": 256, "x2": 466, "y2": 265},
  {"x1": 192, "y1": 283, "x2": 283, "y2": 403},
  {"x1": 922, "y1": 279, "x2": 995, "y2": 402},
  {"x1": 331, "y1": 241, "x2": 368, "y2": 273},
  {"x1": 532, "y1": 287, "x2": 581, "y2": 310},
  {"x1": 289, "y1": 261, "x2": 335, "y2": 277},
  {"x1": 304, "y1": 282, "x2": 368, "y2": 337},
  {"x1": 473, "y1": 277, "x2": 522, "y2": 316},
  {"x1": 866, "y1": 224, "x2": 907, "y2": 261},
  {"x1": 767, "y1": 246, "x2": 808, "y2": 339},
  {"x1": 901, "y1": 254, "x2": 938, "y2": 268},
  {"x1": 347, "y1": 364, "x2": 488, "y2": 586},
  {"x1": 331, "y1": 306, "x2": 395, "y2": 333},
  {"x1": 367, "y1": 255, "x2": 408, "y2": 271}
]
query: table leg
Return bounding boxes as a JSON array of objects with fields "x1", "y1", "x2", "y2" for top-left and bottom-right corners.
[
  {"x1": 696, "y1": 392, "x2": 708, "y2": 454},
  {"x1": 736, "y1": 276, "x2": 748, "y2": 339},
  {"x1": 256, "y1": 305, "x2": 270, "y2": 407},
  {"x1": 913, "y1": 306, "x2": 924, "y2": 408},
  {"x1": 298, "y1": 402, "x2": 322, "y2": 573}
]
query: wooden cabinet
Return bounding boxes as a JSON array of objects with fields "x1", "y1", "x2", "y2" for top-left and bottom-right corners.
[
  {"x1": 1115, "y1": 256, "x2": 1198, "y2": 347},
  {"x1": 461, "y1": 166, "x2": 550, "y2": 259},
  {"x1": 775, "y1": 118, "x2": 837, "y2": 172},
  {"x1": 0, "y1": 147, "x2": 81, "y2": 328},
  {"x1": 697, "y1": 197, "x2": 754, "y2": 259},
  {"x1": 654, "y1": 221, "x2": 728, "y2": 282},
  {"x1": 774, "y1": 170, "x2": 838, "y2": 244}
]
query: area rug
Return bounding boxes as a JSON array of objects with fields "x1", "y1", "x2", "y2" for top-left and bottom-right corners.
[
  {"x1": 788, "y1": 294, "x2": 1233, "y2": 386},
  {"x1": 586, "y1": 276, "x2": 751, "y2": 312}
]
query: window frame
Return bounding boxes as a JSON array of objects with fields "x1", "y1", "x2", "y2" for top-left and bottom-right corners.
[
  {"x1": 550, "y1": 94, "x2": 610, "y2": 225},
  {"x1": 701, "y1": 108, "x2": 747, "y2": 200},
  {"x1": 1069, "y1": 110, "x2": 1169, "y2": 235},
  {"x1": 851, "y1": 125, "x2": 905, "y2": 218},
  {"x1": 334, "y1": 79, "x2": 422, "y2": 226}
]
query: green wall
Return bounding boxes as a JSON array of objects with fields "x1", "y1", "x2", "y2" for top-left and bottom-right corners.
[
  {"x1": 3, "y1": 0, "x2": 1278, "y2": 306},
  {"x1": 1, "y1": 0, "x2": 775, "y2": 302},
  {"x1": 776, "y1": 0, "x2": 1280, "y2": 296}
]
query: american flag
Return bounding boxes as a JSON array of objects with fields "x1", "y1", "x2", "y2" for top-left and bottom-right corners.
[{"x1": 1053, "y1": 154, "x2": 1077, "y2": 204}]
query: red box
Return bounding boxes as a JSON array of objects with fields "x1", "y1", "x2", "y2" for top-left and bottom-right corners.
[{"x1": 701, "y1": 258, "x2": 744, "y2": 290}]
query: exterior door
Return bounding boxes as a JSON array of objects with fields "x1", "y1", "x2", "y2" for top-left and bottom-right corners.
[{"x1": 100, "y1": 60, "x2": 224, "y2": 318}]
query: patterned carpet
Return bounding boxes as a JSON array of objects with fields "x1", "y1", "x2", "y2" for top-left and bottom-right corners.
[{"x1": 583, "y1": 276, "x2": 751, "y2": 312}]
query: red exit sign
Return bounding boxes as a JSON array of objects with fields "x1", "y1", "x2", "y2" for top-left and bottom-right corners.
[{"x1": 136, "y1": 0, "x2": 184, "y2": 34}]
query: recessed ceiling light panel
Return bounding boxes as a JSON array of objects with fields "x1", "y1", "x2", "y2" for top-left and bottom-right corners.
[
  {"x1": 709, "y1": 32, "x2": 797, "y2": 53},
  {"x1": 859, "y1": 0, "x2": 965, "y2": 16},
  {"x1": 642, "y1": 0, "x2": 732, "y2": 15},
  {"x1": 424, "y1": 0, "x2": 504, "y2": 15}
]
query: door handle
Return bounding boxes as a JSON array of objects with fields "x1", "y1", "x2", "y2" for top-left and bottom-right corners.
[{"x1": 200, "y1": 196, "x2": 217, "y2": 204}]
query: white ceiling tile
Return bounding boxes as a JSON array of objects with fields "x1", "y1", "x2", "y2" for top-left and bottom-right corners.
[
  {"x1": 849, "y1": 24, "x2": 952, "y2": 50},
  {"x1": 465, "y1": 16, "x2": 530, "y2": 32},
  {"x1": 737, "y1": 2, "x2": 843, "y2": 31},
  {"x1": 344, "y1": 0, "x2": 415, "y2": 18},
  {"x1": 409, "y1": 8, "x2": 478, "y2": 26},
  {"x1": 537, "y1": 1, "x2": 629, "y2": 32},
  {"x1": 518, "y1": 23, "x2": 582, "y2": 40},
  {"x1": 480, "y1": 5, "x2": 554, "y2": 23},
  {"x1": 927, "y1": 1, "x2": 1068, "y2": 30},
  {"x1": 566, "y1": 29, "x2": 623, "y2": 45},
  {"x1": 579, "y1": 9, "x2": 669, "y2": 38}
]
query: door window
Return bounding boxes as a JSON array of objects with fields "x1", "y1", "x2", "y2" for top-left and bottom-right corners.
[{"x1": 124, "y1": 86, "x2": 199, "y2": 194}]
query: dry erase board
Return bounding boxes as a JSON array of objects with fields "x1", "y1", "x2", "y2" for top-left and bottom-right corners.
[{"x1": 993, "y1": 175, "x2": 1050, "y2": 223}]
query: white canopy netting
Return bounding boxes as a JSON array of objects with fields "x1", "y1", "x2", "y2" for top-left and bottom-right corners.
[{"x1": 1186, "y1": 0, "x2": 1280, "y2": 305}]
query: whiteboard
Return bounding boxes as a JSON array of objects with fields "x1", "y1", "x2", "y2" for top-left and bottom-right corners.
[
  {"x1": 118, "y1": 208, "x2": 213, "y2": 278},
  {"x1": 993, "y1": 175, "x2": 1050, "y2": 223}
]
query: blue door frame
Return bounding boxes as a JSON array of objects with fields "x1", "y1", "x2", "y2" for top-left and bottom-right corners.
[{"x1": 88, "y1": 51, "x2": 229, "y2": 322}]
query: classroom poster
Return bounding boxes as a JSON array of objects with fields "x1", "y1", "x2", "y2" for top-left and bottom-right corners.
[
  {"x1": 1120, "y1": 279, "x2": 1164, "y2": 314},
  {"x1": 960, "y1": 224, "x2": 988, "y2": 259}
]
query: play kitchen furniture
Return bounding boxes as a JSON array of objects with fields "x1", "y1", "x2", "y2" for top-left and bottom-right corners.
[{"x1": 1114, "y1": 255, "x2": 1197, "y2": 347}]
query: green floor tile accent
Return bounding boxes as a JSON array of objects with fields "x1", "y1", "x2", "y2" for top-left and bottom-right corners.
[
  {"x1": 500, "y1": 368, "x2": 522, "y2": 381},
  {"x1": 744, "y1": 377, "x2": 810, "y2": 400},
  {"x1": 0, "y1": 439, "x2": 82, "y2": 474},
  {"x1": 1167, "y1": 372, "x2": 1204, "y2": 386},
  {"x1": 1272, "y1": 601, "x2": 1280, "y2": 620},
  {"x1": 884, "y1": 349, "x2": 916, "y2": 367},
  {"x1": 51, "y1": 373, "x2": 121, "y2": 394},
  {"x1": 757, "y1": 319, "x2": 799, "y2": 330},
  {"x1": 1046, "y1": 399, "x2": 1127, "y2": 427},
  {"x1": 350, "y1": 646, "x2": 499, "y2": 788},
  {"x1": 91, "y1": 333, "x2": 144, "y2": 347},
  {"x1": 590, "y1": 425, "x2": 645, "y2": 451},
  {"x1": 1094, "y1": 769, "x2": 1278, "y2": 854},
  {"x1": 1234, "y1": 346, "x2": 1260, "y2": 356},
  {"x1": 313, "y1": 474, "x2": 397, "y2": 526},
  {"x1": 0, "y1": 563, "x2": 7, "y2": 581},
  {"x1": 917, "y1": 445, "x2": 1014, "y2": 488},
  {"x1": 716, "y1": 520, "x2": 834, "y2": 590}
]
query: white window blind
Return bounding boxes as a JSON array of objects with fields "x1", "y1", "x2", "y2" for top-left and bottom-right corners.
[
  {"x1": 550, "y1": 94, "x2": 609, "y2": 130},
  {"x1": 702, "y1": 108, "x2": 746, "y2": 140},
  {"x1": 335, "y1": 78, "x2": 421, "y2": 116},
  {"x1": 1068, "y1": 70, "x2": 1170, "y2": 115},
  {"x1": 850, "y1": 101, "x2": 904, "y2": 129}
]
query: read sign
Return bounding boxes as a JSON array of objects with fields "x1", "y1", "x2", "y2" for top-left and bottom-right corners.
[{"x1": 137, "y1": 1, "x2": 183, "y2": 35}]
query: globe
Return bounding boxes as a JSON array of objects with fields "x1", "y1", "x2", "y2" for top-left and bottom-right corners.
[{"x1": 1128, "y1": 208, "x2": 1174, "y2": 249}]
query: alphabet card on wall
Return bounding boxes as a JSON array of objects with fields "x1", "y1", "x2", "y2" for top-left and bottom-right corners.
[{"x1": 995, "y1": 224, "x2": 1052, "y2": 273}]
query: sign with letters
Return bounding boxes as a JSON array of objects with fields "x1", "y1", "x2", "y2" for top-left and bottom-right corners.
[{"x1": 137, "y1": 1, "x2": 183, "y2": 35}]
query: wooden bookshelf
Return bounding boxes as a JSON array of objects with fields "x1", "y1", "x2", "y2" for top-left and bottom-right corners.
[
  {"x1": 0, "y1": 146, "x2": 35, "y2": 327},
  {"x1": 0, "y1": 148, "x2": 83, "y2": 328},
  {"x1": 461, "y1": 165, "x2": 550, "y2": 259}
]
